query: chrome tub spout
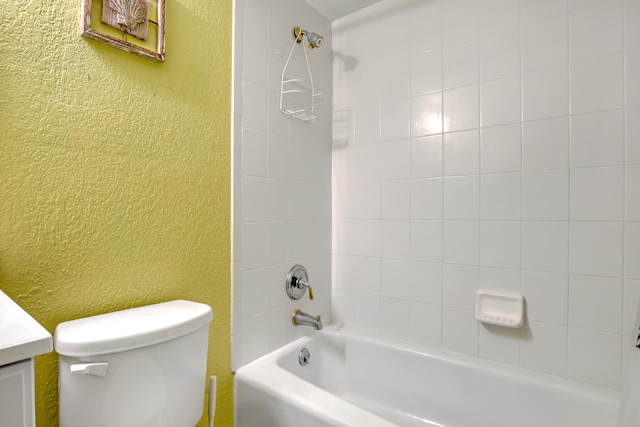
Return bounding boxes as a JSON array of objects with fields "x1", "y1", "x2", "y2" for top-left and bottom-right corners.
[{"x1": 292, "y1": 309, "x2": 323, "y2": 330}]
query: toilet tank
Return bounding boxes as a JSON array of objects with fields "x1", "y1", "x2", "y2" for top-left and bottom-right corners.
[{"x1": 54, "y1": 300, "x2": 213, "y2": 427}]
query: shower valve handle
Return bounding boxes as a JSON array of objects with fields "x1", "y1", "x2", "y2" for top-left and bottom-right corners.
[
  {"x1": 295, "y1": 277, "x2": 314, "y2": 300},
  {"x1": 286, "y1": 265, "x2": 314, "y2": 300}
]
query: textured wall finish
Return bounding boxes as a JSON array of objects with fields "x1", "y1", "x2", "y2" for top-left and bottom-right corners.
[{"x1": 0, "y1": 1, "x2": 232, "y2": 426}]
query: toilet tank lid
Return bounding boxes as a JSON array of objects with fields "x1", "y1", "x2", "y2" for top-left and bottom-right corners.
[{"x1": 54, "y1": 300, "x2": 213, "y2": 357}]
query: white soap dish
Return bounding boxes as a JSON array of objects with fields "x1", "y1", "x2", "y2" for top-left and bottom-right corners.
[{"x1": 475, "y1": 290, "x2": 524, "y2": 328}]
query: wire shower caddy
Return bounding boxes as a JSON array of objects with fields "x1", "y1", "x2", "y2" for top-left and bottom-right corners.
[{"x1": 279, "y1": 28, "x2": 324, "y2": 123}]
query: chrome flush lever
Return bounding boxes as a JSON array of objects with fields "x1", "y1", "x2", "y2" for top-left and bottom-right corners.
[{"x1": 286, "y1": 265, "x2": 314, "y2": 300}]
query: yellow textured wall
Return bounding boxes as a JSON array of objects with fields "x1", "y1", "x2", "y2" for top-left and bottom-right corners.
[{"x1": 0, "y1": 1, "x2": 232, "y2": 426}]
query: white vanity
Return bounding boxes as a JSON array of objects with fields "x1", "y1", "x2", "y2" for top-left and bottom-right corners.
[{"x1": 0, "y1": 290, "x2": 52, "y2": 427}]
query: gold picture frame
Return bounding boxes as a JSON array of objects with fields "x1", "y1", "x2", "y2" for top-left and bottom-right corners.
[{"x1": 81, "y1": 0, "x2": 166, "y2": 62}]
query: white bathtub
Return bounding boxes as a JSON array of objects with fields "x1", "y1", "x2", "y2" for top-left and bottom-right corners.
[{"x1": 234, "y1": 327, "x2": 620, "y2": 427}]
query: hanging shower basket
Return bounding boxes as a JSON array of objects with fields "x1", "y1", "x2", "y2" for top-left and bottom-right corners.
[{"x1": 280, "y1": 27, "x2": 324, "y2": 123}]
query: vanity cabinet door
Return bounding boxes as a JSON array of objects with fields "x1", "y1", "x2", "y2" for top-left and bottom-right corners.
[{"x1": 0, "y1": 359, "x2": 35, "y2": 427}]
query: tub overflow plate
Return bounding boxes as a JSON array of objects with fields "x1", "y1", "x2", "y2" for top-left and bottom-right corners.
[{"x1": 299, "y1": 348, "x2": 310, "y2": 366}]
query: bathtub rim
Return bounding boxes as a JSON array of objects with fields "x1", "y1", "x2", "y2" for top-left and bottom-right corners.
[{"x1": 234, "y1": 325, "x2": 620, "y2": 426}]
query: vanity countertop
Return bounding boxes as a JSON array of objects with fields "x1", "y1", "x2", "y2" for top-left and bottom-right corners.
[{"x1": 0, "y1": 290, "x2": 52, "y2": 366}]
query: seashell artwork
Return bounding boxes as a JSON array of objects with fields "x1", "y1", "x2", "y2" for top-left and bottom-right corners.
[
  {"x1": 102, "y1": 0, "x2": 149, "y2": 41},
  {"x1": 81, "y1": 0, "x2": 165, "y2": 62}
]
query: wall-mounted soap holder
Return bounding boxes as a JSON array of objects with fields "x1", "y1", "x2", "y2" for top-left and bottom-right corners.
[{"x1": 475, "y1": 290, "x2": 524, "y2": 328}]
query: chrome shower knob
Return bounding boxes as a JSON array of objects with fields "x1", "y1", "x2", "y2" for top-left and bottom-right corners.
[{"x1": 286, "y1": 265, "x2": 314, "y2": 300}]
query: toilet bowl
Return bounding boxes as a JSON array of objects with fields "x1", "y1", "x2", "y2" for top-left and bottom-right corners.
[{"x1": 54, "y1": 300, "x2": 213, "y2": 427}]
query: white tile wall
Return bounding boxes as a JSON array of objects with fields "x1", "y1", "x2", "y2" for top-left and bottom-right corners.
[
  {"x1": 332, "y1": 0, "x2": 639, "y2": 390},
  {"x1": 232, "y1": 0, "x2": 332, "y2": 369}
]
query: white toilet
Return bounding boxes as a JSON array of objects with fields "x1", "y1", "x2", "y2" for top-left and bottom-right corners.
[{"x1": 54, "y1": 300, "x2": 213, "y2": 427}]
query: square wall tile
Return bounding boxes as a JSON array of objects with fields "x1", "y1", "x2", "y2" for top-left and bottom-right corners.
[
  {"x1": 443, "y1": 307, "x2": 479, "y2": 356},
  {"x1": 381, "y1": 57, "x2": 411, "y2": 103},
  {"x1": 353, "y1": 219, "x2": 381, "y2": 257},
  {"x1": 523, "y1": 65, "x2": 569, "y2": 121},
  {"x1": 411, "y1": 49, "x2": 443, "y2": 96},
  {"x1": 409, "y1": 302, "x2": 442, "y2": 346},
  {"x1": 381, "y1": 220, "x2": 411, "y2": 259},
  {"x1": 627, "y1": 108, "x2": 640, "y2": 164},
  {"x1": 523, "y1": 117, "x2": 570, "y2": 171},
  {"x1": 570, "y1": 166, "x2": 624, "y2": 221},
  {"x1": 410, "y1": 260, "x2": 443, "y2": 305},
  {"x1": 569, "y1": 0, "x2": 623, "y2": 62},
  {"x1": 240, "y1": 267, "x2": 268, "y2": 318},
  {"x1": 520, "y1": 321, "x2": 568, "y2": 377},
  {"x1": 381, "y1": 139, "x2": 411, "y2": 180},
  {"x1": 569, "y1": 221, "x2": 623, "y2": 277},
  {"x1": 380, "y1": 297, "x2": 411, "y2": 339},
  {"x1": 570, "y1": 110, "x2": 624, "y2": 168},
  {"x1": 569, "y1": 274, "x2": 622, "y2": 333},
  {"x1": 444, "y1": 176, "x2": 480, "y2": 220},
  {"x1": 266, "y1": 222, "x2": 288, "y2": 265},
  {"x1": 242, "y1": 81, "x2": 268, "y2": 132},
  {"x1": 355, "y1": 293, "x2": 381, "y2": 332},
  {"x1": 480, "y1": 173, "x2": 522, "y2": 220},
  {"x1": 333, "y1": 290, "x2": 356, "y2": 325},
  {"x1": 242, "y1": 176, "x2": 267, "y2": 223},
  {"x1": 623, "y1": 279, "x2": 640, "y2": 335},
  {"x1": 522, "y1": 221, "x2": 569, "y2": 273},
  {"x1": 626, "y1": 0, "x2": 640, "y2": 51},
  {"x1": 521, "y1": 0, "x2": 568, "y2": 24},
  {"x1": 479, "y1": 324, "x2": 520, "y2": 365},
  {"x1": 626, "y1": 165, "x2": 640, "y2": 221},
  {"x1": 411, "y1": 220, "x2": 443, "y2": 262},
  {"x1": 479, "y1": 267, "x2": 521, "y2": 293},
  {"x1": 522, "y1": 13, "x2": 568, "y2": 72},
  {"x1": 522, "y1": 169, "x2": 569, "y2": 220},
  {"x1": 443, "y1": 220, "x2": 480, "y2": 265},
  {"x1": 412, "y1": 93, "x2": 444, "y2": 136},
  {"x1": 478, "y1": 0, "x2": 520, "y2": 36},
  {"x1": 480, "y1": 221, "x2": 522, "y2": 269},
  {"x1": 352, "y1": 256, "x2": 382, "y2": 295},
  {"x1": 522, "y1": 270, "x2": 569, "y2": 325},
  {"x1": 381, "y1": 258, "x2": 411, "y2": 299},
  {"x1": 568, "y1": 0, "x2": 610, "y2": 10},
  {"x1": 442, "y1": 0, "x2": 479, "y2": 46},
  {"x1": 411, "y1": 178, "x2": 443, "y2": 220},
  {"x1": 410, "y1": 3, "x2": 443, "y2": 55},
  {"x1": 241, "y1": 223, "x2": 267, "y2": 269},
  {"x1": 481, "y1": 124, "x2": 522, "y2": 174},
  {"x1": 443, "y1": 263, "x2": 479, "y2": 310},
  {"x1": 444, "y1": 85, "x2": 480, "y2": 132},
  {"x1": 567, "y1": 327, "x2": 621, "y2": 389},
  {"x1": 480, "y1": 27, "x2": 520, "y2": 81},
  {"x1": 381, "y1": 99, "x2": 410, "y2": 142},
  {"x1": 381, "y1": 180, "x2": 411, "y2": 219},
  {"x1": 481, "y1": 75, "x2": 521, "y2": 127},
  {"x1": 444, "y1": 40, "x2": 479, "y2": 90},
  {"x1": 625, "y1": 223, "x2": 640, "y2": 279},
  {"x1": 627, "y1": 46, "x2": 640, "y2": 107},
  {"x1": 242, "y1": 128, "x2": 268, "y2": 176},
  {"x1": 267, "y1": 134, "x2": 289, "y2": 180},
  {"x1": 444, "y1": 130, "x2": 480, "y2": 176},
  {"x1": 411, "y1": 135, "x2": 444, "y2": 178},
  {"x1": 571, "y1": 53, "x2": 624, "y2": 115}
]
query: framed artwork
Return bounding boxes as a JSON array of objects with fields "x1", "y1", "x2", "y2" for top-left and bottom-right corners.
[{"x1": 81, "y1": 0, "x2": 166, "y2": 62}]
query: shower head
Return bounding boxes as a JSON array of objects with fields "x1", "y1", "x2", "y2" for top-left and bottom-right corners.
[
  {"x1": 294, "y1": 27, "x2": 324, "y2": 49},
  {"x1": 305, "y1": 31, "x2": 323, "y2": 48}
]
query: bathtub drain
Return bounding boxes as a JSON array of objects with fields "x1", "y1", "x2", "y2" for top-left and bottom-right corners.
[{"x1": 298, "y1": 348, "x2": 310, "y2": 366}]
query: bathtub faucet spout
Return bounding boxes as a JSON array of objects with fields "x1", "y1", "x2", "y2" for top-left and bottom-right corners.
[{"x1": 292, "y1": 309, "x2": 323, "y2": 330}]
